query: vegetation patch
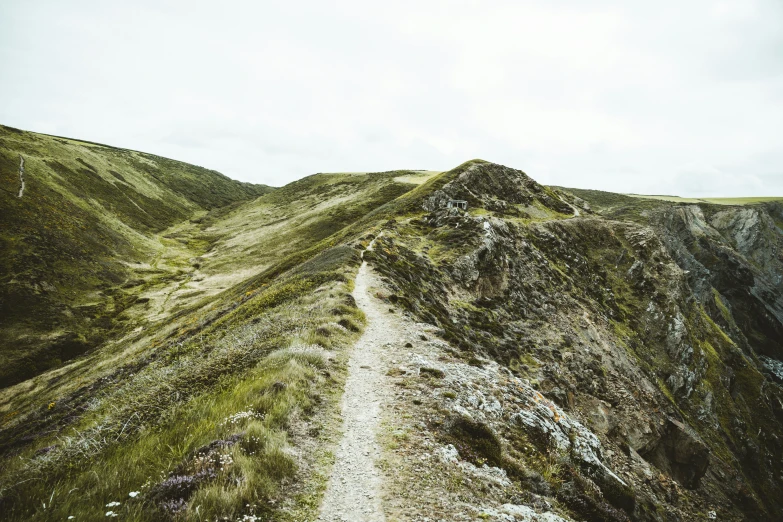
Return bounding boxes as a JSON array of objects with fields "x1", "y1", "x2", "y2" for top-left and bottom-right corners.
[{"x1": 443, "y1": 416, "x2": 503, "y2": 468}]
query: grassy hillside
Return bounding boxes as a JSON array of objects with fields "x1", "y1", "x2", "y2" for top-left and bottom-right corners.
[
  {"x1": 0, "y1": 125, "x2": 272, "y2": 387},
  {"x1": 0, "y1": 127, "x2": 424, "y2": 520}
]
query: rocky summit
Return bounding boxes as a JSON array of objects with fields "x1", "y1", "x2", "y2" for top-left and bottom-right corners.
[{"x1": 1, "y1": 128, "x2": 782, "y2": 521}]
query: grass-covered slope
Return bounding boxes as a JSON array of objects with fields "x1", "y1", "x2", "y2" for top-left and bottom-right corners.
[
  {"x1": 0, "y1": 124, "x2": 272, "y2": 387},
  {"x1": 194, "y1": 170, "x2": 414, "y2": 280},
  {"x1": 0, "y1": 243, "x2": 365, "y2": 522},
  {"x1": 0, "y1": 137, "x2": 423, "y2": 520}
]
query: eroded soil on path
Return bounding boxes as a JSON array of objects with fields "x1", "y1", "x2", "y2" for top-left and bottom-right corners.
[{"x1": 317, "y1": 252, "x2": 390, "y2": 522}]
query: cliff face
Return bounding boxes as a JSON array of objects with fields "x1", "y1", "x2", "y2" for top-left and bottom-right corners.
[
  {"x1": 368, "y1": 161, "x2": 783, "y2": 521},
  {"x1": 654, "y1": 203, "x2": 783, "y2": 362}
]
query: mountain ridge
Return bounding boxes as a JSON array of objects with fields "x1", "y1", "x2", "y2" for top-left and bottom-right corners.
[{"x1": 1, "y1": 128, "x2": 782, "y2": 521}]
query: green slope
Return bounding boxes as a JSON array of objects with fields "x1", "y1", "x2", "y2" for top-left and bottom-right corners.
[
  {"x1": 0, "y1": 125, "x2": 272, "y2": 387},
  {"x1": 0, "y1": 128, "x2": 423, "y2": 520}
]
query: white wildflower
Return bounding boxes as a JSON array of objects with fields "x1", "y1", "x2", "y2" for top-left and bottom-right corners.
[
  {"x1": 221, "y1": 410, "x2": 263, "y2": 426},
  {"x1": 105, "y1": 501, "x2": 121, "y2": 507},
  {"x1": 105, "y1": 511, "x2": 118, "y2": 517},
  {"x1": 128, "y1": 491, "x2": 140, "y2": 498}
]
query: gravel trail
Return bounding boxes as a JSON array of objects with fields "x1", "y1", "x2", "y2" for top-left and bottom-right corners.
[{"x1": 318, "y1": 241, "x2": 392, "y2": 522}]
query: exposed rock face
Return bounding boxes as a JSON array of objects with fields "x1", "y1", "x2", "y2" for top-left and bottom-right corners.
[
  {"x1": 654, "y1": 204, "x2": 783, "y2": 361},
  {"x1": 637, "y1": 418, "x2": 710, "y2": 489},
  {"x1": 422, "y1": 161, "x2": 574, "y2": 217},
  {"x1": 711, "y1": 206, "x2": 782, "y2": 274},
  {"x1": 369, "y1": 161, "x2": 783, "y2": 521}
]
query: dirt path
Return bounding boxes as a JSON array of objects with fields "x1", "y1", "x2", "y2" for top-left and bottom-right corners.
[
  {"x1": 559, "y1": 195, "x2": 581, "y2": 217},
  {"x1": 317, "y1": 237, "x2": 577, "y2": 521},
  {"x1": 318, "y1": 242, "x2": 392, "y2": 522}
]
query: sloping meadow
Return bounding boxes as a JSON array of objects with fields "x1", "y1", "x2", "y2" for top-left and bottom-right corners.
[
  {"x1": 0, "y1": 240, "x2": 366, "y2": 521},
  {"x1": 0, "y1": 125, "x2": 270, "y2": 387},
  {"x1": 0, "y1": 141, "x2": 423, "y2": 520}
]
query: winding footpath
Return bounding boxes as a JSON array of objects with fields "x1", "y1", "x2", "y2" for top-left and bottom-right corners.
[
  {"x1": 559, "y1": 195, "x2": 581, "y2": 217},
  {"x1": 318, "y1": 240, "x2": 390, "y2": 522}
]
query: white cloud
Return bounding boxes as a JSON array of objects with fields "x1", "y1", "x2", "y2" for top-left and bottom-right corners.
[{"x1": 0, "y1": 0, "x2": 782, "y2": 195}]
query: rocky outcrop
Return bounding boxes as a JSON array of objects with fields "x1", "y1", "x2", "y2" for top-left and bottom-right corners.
[
  {"x1": 710, "y1": 207, "x2": 782, "y2": 275},
  {"x1": 636, "y1": 418, "x2": 710, "y2": 489},
  {"x1": 653, "y1": 203, "x2": 783, "y2": 360},
  {"x1": 422, "y1": 161, "x2": 573, "y2": 216},
  {"x1": 368, "y1": 162, "x2": 783, "y2": 520}
]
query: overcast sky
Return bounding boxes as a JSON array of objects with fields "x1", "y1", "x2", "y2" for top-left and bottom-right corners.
[{"x1": 1, "y1": 1, "x2": 782, "y2": 196}]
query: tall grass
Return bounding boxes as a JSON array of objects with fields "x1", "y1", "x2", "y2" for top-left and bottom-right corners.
[{"x1": 0, "y1": 246, "x2": 364, "y2": 521}]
